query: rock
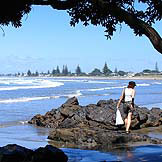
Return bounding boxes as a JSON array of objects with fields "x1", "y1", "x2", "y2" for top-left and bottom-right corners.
[
  {"x1": 62, "y1": 96, "x2": 79, "y2": 106},
  {"x1": 60, "y1": 105, "x2": 81, "y2": 118},
  {"x1": 28, "y1": 97, "x2": 162, "y2": 150},
  {"x1": 48, "y1": 128, "x2": 162, "y2": 150},
  {"x1": 32, "y1": 145, "x2": 68, "y2": 162},
  {"x1": 29, "y1": 98, "x2": 162, "y2": 130},
  {"x1": 0, "y1": 144, "x2": 33, "y2": 162},
  {"x1": 97, "y1": 99, "x2": 116, "y2": 107},
  {"x1": 0, "y1": 144, "x2": 68, "y2": 162}
]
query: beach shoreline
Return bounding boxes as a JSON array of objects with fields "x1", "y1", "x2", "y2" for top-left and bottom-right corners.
[
  {"x1": 46, "y1": 75, "x2": 162, "y2": 80},
  {"x1": 2, "y1": 75, "x2": 162, "y2": 80}
]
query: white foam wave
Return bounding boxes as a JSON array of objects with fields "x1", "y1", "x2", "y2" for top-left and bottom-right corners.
[
  {"x1": 87, "y1": 86, "x2": 125, "y2": 92},
  {"x1": 19, "y1": 120, "x2": 28, "y2": 124},
  {"x1": 52, "y1": 79, "x2": 114, "y2": 84},
  {"x1": 0, "y1": 96, "x2": 60, "y2": 103},
  {"x1": 86, "y1": 81, "x2": 115, "y2": 84},
  {"x1": 66, "y1": 90, "x2": 82, "y2": 98},
  {"x1": 0, "y1": 120, "x2": 29, "y2": 128},
  {"x1": 0, "y1": 80, "x2": 64, "y2": 91},
  {"x1": 0, "y1": 78, "x2": 37, "y2": 85},
  {"x1": 136, "y1": 83, "x2": 150, "y2": 87},
  {"x1": 53, "y1": 79, "x2": 87, "y2": 83},
  {"x1": 153, "y1": 82, "x2": 162, "y2": 85},
  {"x1": 11, "y1": 80, "x2": 38, "y2": 85}
]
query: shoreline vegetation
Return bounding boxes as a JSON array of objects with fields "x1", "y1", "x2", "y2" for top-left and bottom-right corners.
[{"x1": 2, "y1": 62, "x2": 162, "y2": 79}]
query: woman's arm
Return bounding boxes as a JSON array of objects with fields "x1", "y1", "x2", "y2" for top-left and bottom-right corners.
[
  {"x1": 117, "y1": 89, "x2": 125, "y2": 108},
  {"x1": 132, "y1": 89, "x2": 136, "y2": 98},
  {"x1": 131, "y1": 89, "x2": 136, "y2": 107}
]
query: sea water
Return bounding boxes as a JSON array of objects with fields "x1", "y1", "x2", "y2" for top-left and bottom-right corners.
[{"x1": 0, "y1": 77, "x2": 161, "y2": 161}]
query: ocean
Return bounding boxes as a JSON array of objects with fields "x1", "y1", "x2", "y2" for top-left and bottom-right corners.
[{"x1": 0, "y1": 77, "x2": 162, "y2": 161}]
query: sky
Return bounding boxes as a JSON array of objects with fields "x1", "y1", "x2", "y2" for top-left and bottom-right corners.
[{"x1": 0, "y1": 5, "x2": 162, "y2": 74}]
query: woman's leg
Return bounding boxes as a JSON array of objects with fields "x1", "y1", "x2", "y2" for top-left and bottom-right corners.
[
  {"x1": 125, "y1": 118, "x2": 128, "y2": 128},
  {"x1": 126, "y1": 112, "x2": 132, "y2": 132}
]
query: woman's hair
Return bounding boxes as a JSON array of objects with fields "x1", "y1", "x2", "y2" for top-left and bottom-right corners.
[
  {"x1": 127, "y1": 81, "x2": 136, "y2": 88},
  {"x1": 127, "y1": 84, "x2": 134, "y2": 88}
]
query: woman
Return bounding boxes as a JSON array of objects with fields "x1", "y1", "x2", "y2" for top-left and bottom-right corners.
[{"x1": 117, "y1": 81, "x2": 136, "y2": 134}]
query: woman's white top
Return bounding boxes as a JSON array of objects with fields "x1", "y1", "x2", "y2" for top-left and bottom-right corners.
[{"x1": 124, "y1": 88, "x2": 133, "y2": 102}]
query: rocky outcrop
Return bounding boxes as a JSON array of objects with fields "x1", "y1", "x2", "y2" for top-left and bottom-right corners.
[
  {"x1": 48, "y1": 127, "x2": 162, "y2": 150},
  {"x1": 0, "y1": 144, "x2": 68, "y2": 162},
  {"x1": 28, "y1": 97, "x2": 162, "y2": 149}
]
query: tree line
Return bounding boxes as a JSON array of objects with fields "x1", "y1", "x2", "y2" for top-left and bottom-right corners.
[
  {"x1": 3, "y1": 62, "x2": 160, "y2": 77},
  {"x1": 15, "y1": 62, "x2": 126, "y2": 77}
]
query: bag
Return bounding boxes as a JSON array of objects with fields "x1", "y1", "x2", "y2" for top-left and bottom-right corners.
[{"x1": 115, "y1": 109, "x2": 124, "y2": 125}]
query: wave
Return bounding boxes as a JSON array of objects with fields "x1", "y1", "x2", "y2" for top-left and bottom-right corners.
[
  {"x1": 0, "y1": 96, "x2": 60, "y2": 103},
  {"x1": 0, "y1": 80, "x2": 64, "y2": 91},
  {"x1": 87, "y1": 83, "x2": 151, "y2": 92},
  {"x1": 0, "y1": 79, "x2": 37, "y2": 85},
  {"x1": 136, "y1": 83, "x2": 150, "y2": 87},
  {"x1": 153, "y1": 82, "x2": 162, "y2": 85},
  {"x1": 0, "y1": 90, "x2": 82, "y2": 104},
  {"x1": 53, "y1": 79, "x2": 86, "y2": 82},
  {"x1": 0, "y1": 120, "x2": 28, "y2": 128},
  {"x1": 66, "y1": 90, "x2": 82, "y2": 98},
  {"x1": 86, "y1": 80, "x2": 115, "y2": 84},
  {"x1": 87, "y1": 86, "x2": 125, "y2": 92},
  {"x1": 52, "y1": 79, "x2": 115, "y2": 84}
]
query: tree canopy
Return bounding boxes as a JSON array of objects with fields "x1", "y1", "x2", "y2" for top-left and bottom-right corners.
[{"x1": 1, "y1": 0, "x2": 162, "y2": 54}]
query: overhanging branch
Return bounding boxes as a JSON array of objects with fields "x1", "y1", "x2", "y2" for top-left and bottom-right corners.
[
  {"x1": 93, "y1": 0, "x2": 162, "y2": 54},
  {"x1": 30, "y1": 0, "x2": 162, "y2": 54},
  {"x1": 31, "y1": 0, "x2": 79, "y2": 9}
]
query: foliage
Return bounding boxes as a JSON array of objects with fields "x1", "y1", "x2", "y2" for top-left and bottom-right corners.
[
  {"x1": 67, "y1": 0, "x2": 162, "y2": 38},
  {"x1": 56, "y1": 66, "x2": 60, "y2": 74},
  {"x1": 143, "y1": 69, "x2": 152, "y2": 73},
  {"x1": 35, "y1": 71, "x2": 39, "y2": 76},
  {"x1": 0, "y1": 0, "x2": 31, "y2": 27},
  {"x1": 0, "y1": 0, "x2": 162, "y2": 53},
  {"x1": 143, "y1": 68, "x2": 160, "y2": 74},
  {"x1": 27, "y1": 69, "x2": 32, "y2": 76},
  {"x1": 52, "y1": 69, "x2": 56, "y2": 75},
  {"x1": 62, "y1": 65, "x2": 69, "y2": 75},
  {"x1": 75, "y1": 65, "x2": 82, "y2": 75},
  {"x1": 89, "y1": 68, "x2": 102, "y2": 76},
  {"x1": 102, "y1": 62, "x2": 112, "y2": 75},
  {"x1": 155, "y1": 62, "x2": 159, "y2": 72},
  {"x1": 117, "y1": 70, "x2": 127, "y2": 76}
]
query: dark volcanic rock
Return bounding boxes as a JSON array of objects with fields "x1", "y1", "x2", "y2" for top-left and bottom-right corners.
[
  {"x1": 48, "y1": 127, "x2": 162, "y2": 150},
  {"x1": 62, "y1": 96, "x2": 79, "y2": 106},
  {"x1": 28, "y1": 97, "x2": 162, "y2": 149},
  {"x1": 29, "y1": 97, "x2": 162, "y2": 130},
  {"x1": 32, "y1": 145, "x2": 68, "y2": 162},
  {"x1": 0, "y1": 144, "x2": 33, "y2": 162},
  {"x1": 0, "y1": 144, "x2": 68, "y2": 162}
]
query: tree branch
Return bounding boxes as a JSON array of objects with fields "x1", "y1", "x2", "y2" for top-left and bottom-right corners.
[
  {"x1": 31, "y1": 0, "x2": 79, "y2": 9},
  {"x1": 30, "y1": 0, "x2": 162, "y2": 54},
  {"x1": 94, "y1": 0, "x2": 162, "y2": 54}
]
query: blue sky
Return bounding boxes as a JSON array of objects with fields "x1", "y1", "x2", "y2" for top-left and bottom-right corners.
[{"x1": 0, "y1": 5, "x2": 162, "y2": 74}]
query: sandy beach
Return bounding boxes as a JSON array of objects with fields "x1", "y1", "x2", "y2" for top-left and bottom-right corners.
[{"x1": 49, "y1": 75, "x2": 162, "y2": 80}]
